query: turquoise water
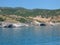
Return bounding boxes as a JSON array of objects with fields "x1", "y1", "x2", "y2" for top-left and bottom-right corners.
[{"x1": 0, "y1": 25, "x2": 60, "y2": 45}]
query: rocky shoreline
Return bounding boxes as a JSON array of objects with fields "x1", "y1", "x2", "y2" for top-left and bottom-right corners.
[
  {"x1": 0, "y1": 21, "x2": 60, "y2": 28},
  {"x1": 0, "y1": 22, "x2": 29, "y2": 28}
]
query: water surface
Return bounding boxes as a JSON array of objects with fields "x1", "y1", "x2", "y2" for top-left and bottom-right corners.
[{"x1": 0, "y1": 25, "x2": 60, "y2": 45}]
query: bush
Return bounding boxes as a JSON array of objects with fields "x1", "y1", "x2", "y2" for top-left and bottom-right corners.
[
  {"x1": 17, "y1": 18, "x2": 27, "y2": 23},
  {"x1": 0, "y1": 18, "x2": 5, "y2": 21}
]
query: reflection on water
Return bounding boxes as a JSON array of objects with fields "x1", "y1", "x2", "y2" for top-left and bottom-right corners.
[{"x1": 0, "y1": 25, "x2": 60, "y2": 45}]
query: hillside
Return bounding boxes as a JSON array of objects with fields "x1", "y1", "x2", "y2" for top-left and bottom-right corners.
[
  {"x1": 0, "y1": 7, "x2": 60, "y2": 23},
  {"x1": 0, "y1": 7, "x2": 60, "y2": 17}
]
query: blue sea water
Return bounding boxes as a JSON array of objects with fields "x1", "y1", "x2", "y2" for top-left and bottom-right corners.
[{"x1": 0, "y1": 25, "x2": 60, "y2": 45}]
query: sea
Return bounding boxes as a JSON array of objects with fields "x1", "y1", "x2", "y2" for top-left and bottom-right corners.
[{"x1": 0, "y1": 25, "x2": 60, "y2": 45}]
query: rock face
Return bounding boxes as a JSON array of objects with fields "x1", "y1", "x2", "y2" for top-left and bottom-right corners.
[
  {"x1": 4, "y1": 24, "x2": 15, "y2": 28},
  {"x1": 0, "y1": 22, "x2": 29, "y2": 28}
]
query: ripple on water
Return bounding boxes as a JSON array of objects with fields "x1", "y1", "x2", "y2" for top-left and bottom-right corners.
[{"x1": 0, "y1": 25, "x2": 60, "y2": 45}]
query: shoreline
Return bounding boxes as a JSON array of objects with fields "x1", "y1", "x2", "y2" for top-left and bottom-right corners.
[{"x1": 0, "y1": 21, "x2": 60, "y2": 28}]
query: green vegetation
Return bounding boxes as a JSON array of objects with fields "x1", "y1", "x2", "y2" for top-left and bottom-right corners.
[
  {"x1": 0, "y1": 7, "x2": 60, "y2": 17},
  {"x1": 0, "y1": 7, "x2": 60, "y2": 23},
  {"x1": 17, "y1": 18, "x2": 27, "y2": 23},
  {"x1": 0, "y1": 17, "x2": 5, "y2": 21}
]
